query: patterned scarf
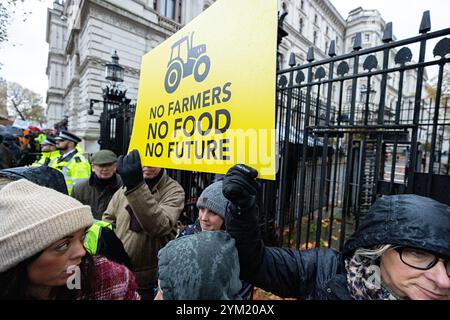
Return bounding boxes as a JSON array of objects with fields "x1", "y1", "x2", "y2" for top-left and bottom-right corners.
[{"x1": 345, "y1": 255, "x2": 399, "y2": 300}]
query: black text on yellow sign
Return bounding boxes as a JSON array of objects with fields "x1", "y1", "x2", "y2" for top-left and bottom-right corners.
[{"x1": 129, "y1": 0, "x2": 277, "y2": 179}]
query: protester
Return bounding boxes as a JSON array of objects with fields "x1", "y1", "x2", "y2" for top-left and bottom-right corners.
[
  {"x1": 222, "y1": 164, "x2": 450, "y2": 300},
  {"x1": 155, "y1": 231, "x2": 242, "y2": 300},
  {"x1": 1, "y1": 165, "x2": 132, "y2": 271},
  {"x1": 0, "y1": 179, "x2": 140, "y2": 300},
  {"x1": 72, "y1": 149, "x2": 122, "y2": 220},
  {"x1": 0, "y1": 165, "x2": 68, "y2": 195},
  {"x1": 102, "y1": 149, "x2": 185, "y2": 299},
  {"x1": 0, "y1": 134, "x2": 14, "y2": 169},
  {"x1": 177, "y1": 181, "x2": 253, "y2": 299},
  {"x1": 2, "y1": 133, "x2": 21, "y2": 166},
  {"x1": 178, "y1": 181, "x2": 227, "y2": 236}
]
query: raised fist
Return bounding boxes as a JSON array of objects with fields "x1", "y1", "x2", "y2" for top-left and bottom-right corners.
[
  {"x1": 117, "y1": 149, "x2": 144, "y2": 190},
  {"x1": 222, "y1": 164, "x2": 259, "y2": 209}
]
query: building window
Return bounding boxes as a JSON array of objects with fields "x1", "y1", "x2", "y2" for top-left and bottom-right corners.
[
  {"x1": 365, "y1": 33, "x2": 370, "y2": 42},
  {"x1": 314, "y1": 14, "x2": 318, "y2": 24},
  {"x1": 346, "y1": 86, "x2": 353, "y2": 103},
  {"x1": 300, "y1": 0, "x2": 304, "y2": 10},
  {"x1": 313, "y1": 31, "x2": 317, "y2": 45},
  {"x1": 299, "y1": 18, "x2": 304, "y2": 34},
  {"x1": 154, "y1": 0, "x2": 182, "y2": 22},
  {"x1": 359, "y1": 84, "x2": 367, "y2": 102},
  {"x1": 326, "y1": 26, "x2": 329, "y2": 36}
]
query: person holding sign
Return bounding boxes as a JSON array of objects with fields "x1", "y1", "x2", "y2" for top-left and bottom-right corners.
[
  {"x1": 223, "y1": 164, "x2": 450, "y2": 300},
  {"x1": 102, "y1": 150, "x2": 185, "y2": 299}
]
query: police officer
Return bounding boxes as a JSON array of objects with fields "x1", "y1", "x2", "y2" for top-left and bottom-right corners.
[
  {"x1": 50, "y1": 130, "x2": 91, "y2": 195},
  {"x1": 32, "y1": 137, "x2": 60, "y2": 167}
]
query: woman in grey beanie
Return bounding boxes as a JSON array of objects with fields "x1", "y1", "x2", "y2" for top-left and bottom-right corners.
[
  {"x1": 0, "y1": 178, "x2": 140, "y2": 300},
  {"x1": 175, "y1": 181, "x2": 253, "y2": 300},
  {"x1": 178, "y1": 181, "x2": 228, "y2": 236}
]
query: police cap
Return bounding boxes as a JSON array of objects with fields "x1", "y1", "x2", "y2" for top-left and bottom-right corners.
[
  {"x1": 41, "y1": 136, "x2": 57, "y2": 146},
  {"x1": 55, "y1": 130, "x2": 82, "y2": 144}
]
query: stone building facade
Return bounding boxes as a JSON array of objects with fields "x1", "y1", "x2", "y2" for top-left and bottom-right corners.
[{"x1": 46, "y1": 0, "x2": 211, "y2": 152}]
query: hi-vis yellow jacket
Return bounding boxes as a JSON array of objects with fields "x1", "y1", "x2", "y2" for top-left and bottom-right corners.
[
  {"x1": 50, "y1": 149, "x2": 91, "y2": 195},
  {"x1": 32, "y1": 150, "x2": 60, "y2": 167}
]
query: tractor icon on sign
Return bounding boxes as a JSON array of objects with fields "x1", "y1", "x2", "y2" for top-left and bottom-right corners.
[{"x1": 164, "y1": 33, "x2": 211, "y2": 94}]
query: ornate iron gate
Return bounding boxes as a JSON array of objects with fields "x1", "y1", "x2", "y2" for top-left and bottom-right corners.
[{"x1": 97, "y1": 86, "x2": 135, "y2": 156}]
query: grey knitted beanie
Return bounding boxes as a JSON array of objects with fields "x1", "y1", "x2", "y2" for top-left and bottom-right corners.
[
  {"x1": 0, "y1": 179, "x2": 94, "y2": 272},
  {"x1": 196, "y1": 181, "x2": 230, "y2": 219},
  {"x1": 157, "y1": 231, "x2": 242, "y2": 300}
]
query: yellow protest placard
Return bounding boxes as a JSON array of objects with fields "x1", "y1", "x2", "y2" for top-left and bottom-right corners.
[{"x1": 129, "y1": 0, "x2": 277, "y2": 180}]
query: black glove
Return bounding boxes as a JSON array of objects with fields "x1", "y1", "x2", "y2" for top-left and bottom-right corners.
[
  {"x1": 222, "y1": 164, "x2": 259, "y2": 209},
  {"x1": 117, "y1": 149, "x2": 143, "y2": 190}
]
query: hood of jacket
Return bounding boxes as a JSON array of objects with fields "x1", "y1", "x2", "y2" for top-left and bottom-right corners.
[
  {"x1": 0, "y1": 166, "x2": 68, "y2": 195},
  {"x1": 343, "y1": 194, "x2": 450, "y2": 259}
]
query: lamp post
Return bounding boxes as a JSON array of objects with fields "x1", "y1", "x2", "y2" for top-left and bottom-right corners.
[
  {"x1": 88, "y1": 51, "x2": 127, "y2": 115},
  {"x1": 105, "y1": 50, "x2": 124, "y2": 85},
  {"x1": 92, "y1": 50, "x2": 132, "y2": 155},
  {"x1": 277, "y1": 10, "x2": 288, "y2": 71}
]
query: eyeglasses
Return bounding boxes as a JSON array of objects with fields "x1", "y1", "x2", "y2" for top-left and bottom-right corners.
[{"x1": 394, "y1": 247, "x2": 450, "y2": 277}]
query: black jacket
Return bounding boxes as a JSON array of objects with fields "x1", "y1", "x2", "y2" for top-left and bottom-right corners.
[
  {"x1": 0, "y1": 165, "x2": 68, "y2": 194},
  {"x1": 225, "y1": 194, "x2": 450, "y2": 300},
  {"x1": 72, "y1": 173, "x2": 122, "y2": 220},
  {"x1": 225, "y1": 203, "x2": 352, "y2": 300}
]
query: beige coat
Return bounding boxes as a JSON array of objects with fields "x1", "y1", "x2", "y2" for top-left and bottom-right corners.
[{"x1": 102, "y1": 171, "x2": 185, "y2": 290}]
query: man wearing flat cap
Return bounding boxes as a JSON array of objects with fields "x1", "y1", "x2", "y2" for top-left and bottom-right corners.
[
  {"x1": 32, "y1": 137, "x2": 60, "y2": 167},
  {"x1": 50, "y1": 130, "x2": 91, "y2": 195},
  {"x1": 72, "y1": 149, "x2": 122, "y2": 220}
]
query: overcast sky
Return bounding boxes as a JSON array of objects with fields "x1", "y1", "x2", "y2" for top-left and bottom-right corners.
[{"x1": 0, "y1": 0, "x2": 449, "y2": 108}]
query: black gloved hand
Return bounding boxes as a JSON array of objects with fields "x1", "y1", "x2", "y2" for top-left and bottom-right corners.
[
  {"x1": 222, "y1": 164, "x2": 259, "y2": 209},
  {"x1": 117, "y1": 149, "x2": 144, "y2": 190}
]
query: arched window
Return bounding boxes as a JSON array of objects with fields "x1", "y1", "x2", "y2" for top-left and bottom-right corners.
[
  {"x1": 346, "y1": 86, "x2": 353, "y2": 103},
  {"x1": 359, "y1": 84, "x2": 367, "y2": 102}
]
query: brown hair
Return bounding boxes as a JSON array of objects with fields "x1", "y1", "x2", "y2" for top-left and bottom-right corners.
[{"x1": 0, "y1": 251, "x2": 96, "y2": 300}]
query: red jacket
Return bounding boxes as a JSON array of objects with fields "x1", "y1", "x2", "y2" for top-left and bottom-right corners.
[{"x1": 80, "y1": 256, "x2": 140, "y2": 300}]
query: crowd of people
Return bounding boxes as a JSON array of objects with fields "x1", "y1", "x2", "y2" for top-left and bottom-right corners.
[{"x1": 0, "y1": 128, "x2": 449, "y2": 300}]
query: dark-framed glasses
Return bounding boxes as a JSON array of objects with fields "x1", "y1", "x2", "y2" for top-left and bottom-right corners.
[{"x1": 394, "y1": 247, "x2": 450, "y2": 277}]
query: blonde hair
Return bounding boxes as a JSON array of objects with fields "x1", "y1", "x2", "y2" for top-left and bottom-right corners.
[{"x1": 354, "y1": 245, "x2": 393, "y2": 260}]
